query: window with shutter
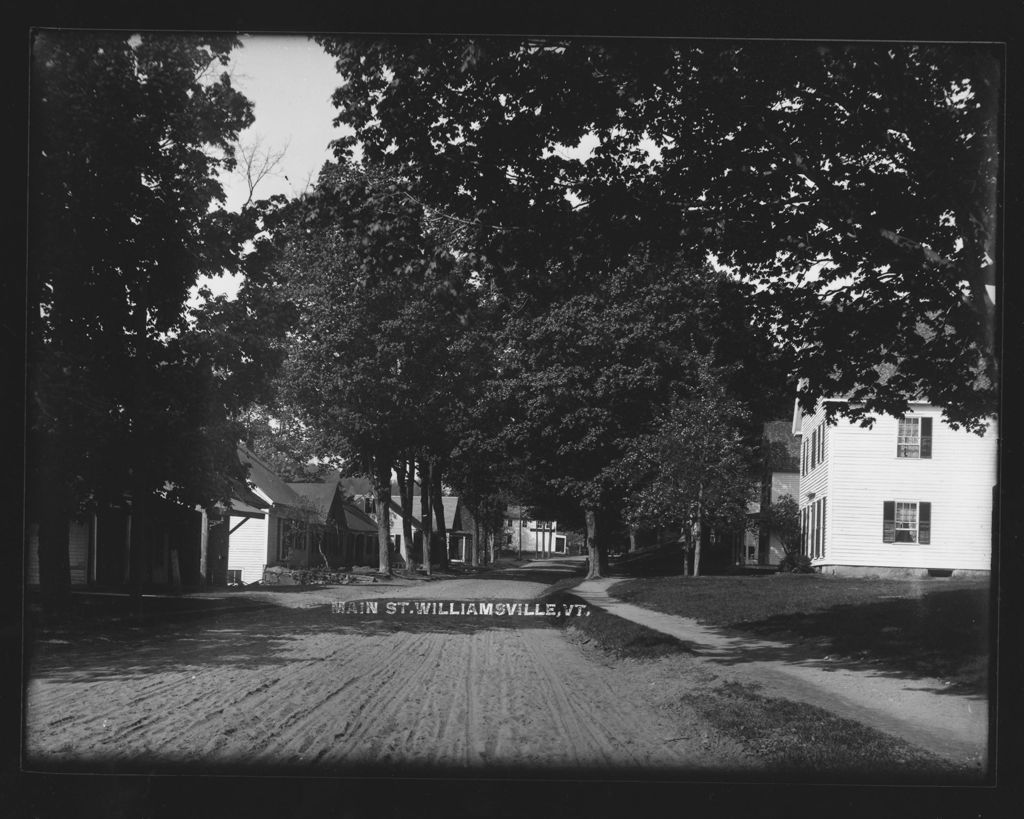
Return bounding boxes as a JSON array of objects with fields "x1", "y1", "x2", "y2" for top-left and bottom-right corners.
[
  {"x1": 897, "y1": 417, "x2": 933, "y2": 458},
  {"x1": 811, "y1": 428, "x2": 818, "y2": 469},
  {"x1": 895, "y1": 502, "x2": 918, "y2": 542},
  {"x1": 897, "y1": 418, "x2": 920, "y2": 457},
  {"x1": 883, "y1": 501, "x2": 929, "y2": 544}
]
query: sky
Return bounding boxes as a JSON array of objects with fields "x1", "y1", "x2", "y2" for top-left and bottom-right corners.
[{"x1": 196, "y1": 35, "x2": 347, "y2": 301}]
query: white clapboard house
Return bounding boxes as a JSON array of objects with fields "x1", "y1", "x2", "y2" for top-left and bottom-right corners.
[
  {"x1": 223, "y1": 445, "x2": 316, "y2": 584},
  {"x1": 793, "y1": 396, "x2": 996, "y2": 576}
]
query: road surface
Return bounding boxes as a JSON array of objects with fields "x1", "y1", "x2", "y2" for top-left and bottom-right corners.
[{"x1": 25, "y1": 560, "x2": 748, "y2": 774}]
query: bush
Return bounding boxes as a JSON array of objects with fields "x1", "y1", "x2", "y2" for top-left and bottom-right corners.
[{"x1": 778, "y1": 552, "x2": 813, "y2": 574}]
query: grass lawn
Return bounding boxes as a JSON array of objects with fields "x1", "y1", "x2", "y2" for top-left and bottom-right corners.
[
  {"x1": 609, "y1": 572, "x2": 991, "y2": 694},
  {"x1": 548, "y1": 591, "x2": 970, "y2": 778}
]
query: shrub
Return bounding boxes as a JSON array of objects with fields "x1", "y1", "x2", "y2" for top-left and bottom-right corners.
[{"x1": 778, "y1": 552, "x2": 813, "y2": 573}]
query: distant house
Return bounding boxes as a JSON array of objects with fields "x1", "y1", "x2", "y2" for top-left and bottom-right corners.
[
  {"x1": 503, "y1": 506, "x2": 579, "y2": 558},
  {"x1": 732, "y1": 420, "x2": 801, "y2": 568},
  {"x1": 387, "y1": 494, "x2": 478, "y2": 562},
  {"x1": 213, "y1": 445, "x2": 317, "y2": 584},
  {"x1": 290, "y1": 479, "x2": 381, "y2": 569},
  {"x1": 794, "y1": 397, "x2": 996, "y2": 576}
]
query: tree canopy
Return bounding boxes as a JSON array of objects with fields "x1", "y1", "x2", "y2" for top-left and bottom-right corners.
[
  {"x1": 320, "y1": 37, "x2": 1000, "y2": 430},
  {"x1": 28, "y1": 32, "x2": 255, "y2": 602}
]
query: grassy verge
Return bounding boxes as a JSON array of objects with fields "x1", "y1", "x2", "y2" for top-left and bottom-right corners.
[
  {"x1": 684, "y1": 680, "x2": 971, "y2": 778},
  {"x1": 545, "y1": 591, "x2": 693, "y2": 660},
  {"x1": 548, "y1": 590, "x2": 974, "y2": 777},
  {"x1": 609, "y1": 573, "x2": 991, "y2": 693}
]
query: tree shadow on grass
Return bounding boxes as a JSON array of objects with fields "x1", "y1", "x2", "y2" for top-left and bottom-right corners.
[{"x1": 707, "y1": 587, "x2": 991, "y2": 696}]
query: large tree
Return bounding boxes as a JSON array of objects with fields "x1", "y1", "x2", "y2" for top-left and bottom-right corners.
[
  {"x1": 320, "y1": 37, "x2": 1000, "y2": 431},
  {"x1": 620, "y1": 357, "x2": 759, "y2": 577},
  {"x1": 270, "y1": 162, "x2": 474, "y2": 575},
  {"x1": 491, "y1": 251, "x2": 785, "y2": 578},
  {"x1": 28, "y1": 32, "x2": 254, "y2": 607}
]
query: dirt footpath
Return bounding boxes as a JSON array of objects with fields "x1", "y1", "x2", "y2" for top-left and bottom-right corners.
[{"x1": 25, "y1": 563, "x2": 748, "y2": 774}]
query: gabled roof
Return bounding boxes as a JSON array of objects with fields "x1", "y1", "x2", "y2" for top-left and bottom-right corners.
[
  {"x1": 237, "y1": 445, "x2": 305, "y2": 507},
  {"x1": 390, "y1": 496, "x2": 424, "y2": 529},
  {"x1": 341, "y1": 502, "x2": 379, "y2": 534},
  {"x1": 441, "y1": 496, "x2": 461, "y2": 531},
  {"x1": 388, "y1": 495, "x2": 466, "y2": 532},
  {"x1": 288, "y1": 480, "x2": 342, "y2": 525}
]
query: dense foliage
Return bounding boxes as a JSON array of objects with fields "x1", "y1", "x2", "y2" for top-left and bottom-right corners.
[
  {"x1": 319, "y1": 37, "x2": 999, "y2": 431},
  {"x1": 28, "y1": 32, "x2": 255, "y2": 603}
]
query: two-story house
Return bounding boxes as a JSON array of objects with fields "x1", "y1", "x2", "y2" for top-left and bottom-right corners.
[
  {"x1": 504, "y1": 506, "x2": 579, "y2": 558},
  {"x1": 794, "y1": 398, "x2": 996, "y2": 576}
]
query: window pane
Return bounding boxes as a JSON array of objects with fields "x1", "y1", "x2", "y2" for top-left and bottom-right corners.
[
  {"x1": 897, "y1": 418, "x2": 921, "y2": 458},
  {"x1": 895, "y1": 502, "x2": 918, "y2": 543}
]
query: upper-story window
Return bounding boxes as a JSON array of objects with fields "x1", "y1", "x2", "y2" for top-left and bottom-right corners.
[{"x1": 897, "y1": 417, "x2": 933, "y2": 459}]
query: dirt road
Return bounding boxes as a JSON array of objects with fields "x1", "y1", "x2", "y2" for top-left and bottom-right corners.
[{"x1": 25, "y1": 561, "x2": 748, "y2": 774}]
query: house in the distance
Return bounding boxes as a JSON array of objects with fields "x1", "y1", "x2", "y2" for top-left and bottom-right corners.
[
  {"x1": 211, "y1": 445, "x2": 316, "y2": 584},
  {"x1": 287, "y1": 478, "x2": 379, "y2": 570},
  {"x1": 794, "y1": 396, "x2": 996, "y2": 577},
  {"x1": 387, "y1": 494, "x2": 479, "y2": 563},
  {"x1": 503, "y1": 506, "x2": 581, "y2": 558},
  {"x1": 732, "y1": 420, "x2": 801, "y2": 568}
]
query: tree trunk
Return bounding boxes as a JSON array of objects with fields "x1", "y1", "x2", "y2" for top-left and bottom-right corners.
[
  {"x1": 694, "y1": 484, "x2": 704, "y2": 577},
  {"x1": 488, "y1": 530, "x2": 495, "y2": 565},
  {"x1": 628, "y1": 524, "x2": 638, "y2": 553},
  {"x1": 683, "y1": 525, "x2": 692, "y2": 577},
  {"x1": 584, "y1": 506, "x2": 604, "y2": 580},
  {"x1": 395, "y1": 456, "x2": 414, "y2": 568},
  {"x1": 373, "y1": 458, "x2": 392, "y2": 576},
  {"x1": 418, "y1": 455, "x2": 432, "y2": 575},
  {"x1": 431, "y1": 460, "x2": 448, "y2": 570},
  {"x1": 198, "y1": 507, "x2": 209, "y2": 585},
  {"x1": 471, "y1": 515, "x2": 479, "y2": 567}
]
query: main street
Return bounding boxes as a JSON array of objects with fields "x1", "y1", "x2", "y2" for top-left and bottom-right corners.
[{"x1": 25, "y1": 559, "x2": 749, "y2": 774}]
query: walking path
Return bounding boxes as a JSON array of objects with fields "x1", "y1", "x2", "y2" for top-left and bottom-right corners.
[{"x1": 573, "y1": 576, "x2": 989, "y2": 769}]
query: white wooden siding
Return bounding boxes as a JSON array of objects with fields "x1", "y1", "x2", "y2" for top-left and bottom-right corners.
[
  {"x1": 801, "y1": 402, "x2": 995, "y2": 571},
  {"x1": 227, "y1": 514, "x2": 270, "y2": 583}
]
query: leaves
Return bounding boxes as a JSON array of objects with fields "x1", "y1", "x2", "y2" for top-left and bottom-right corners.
[
  {"x1": 321, "y1": 37, "x2": 999, "y2": 430},
  {"x1": 28, "y1": 32, "x2": 255, "y2": 515}
]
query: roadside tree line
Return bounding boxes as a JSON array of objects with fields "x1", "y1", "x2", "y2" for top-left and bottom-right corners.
[{"x1": 28, "y1": 34, "x2": 1000, "y2": 608}]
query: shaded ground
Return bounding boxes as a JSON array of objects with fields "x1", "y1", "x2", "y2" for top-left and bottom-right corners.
[
  {"x1": 570, "y1": 577, "x2": 988, "y2": 772},
  {"x1": 610, "y1": 569, "x2": 991, "y2": 694},
  {"x1": 24, "y1": 560, "x2": 749, "y2": 776}
]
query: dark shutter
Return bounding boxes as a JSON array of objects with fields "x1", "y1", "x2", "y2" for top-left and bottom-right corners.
[
  {"x1": 918, "y1": 502, "x2": 931, "y2": 544},
  {"x1": 883, "y1": 501, "x2": 896, "y2": 543},
  {"x1": 920, "y1": 417, "x2": 933, "y2": 459},
  {"x1": 821, "y1": 498, "x2": 827, "y2": 556}
]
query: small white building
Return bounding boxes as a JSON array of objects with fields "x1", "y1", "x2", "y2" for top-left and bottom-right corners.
[
  {"x1": 794, "y1": 398, "x2": 997, "y2": 576},
  {"x1": 224, "y1": 446, "x2": 315, "y2": 583}
]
